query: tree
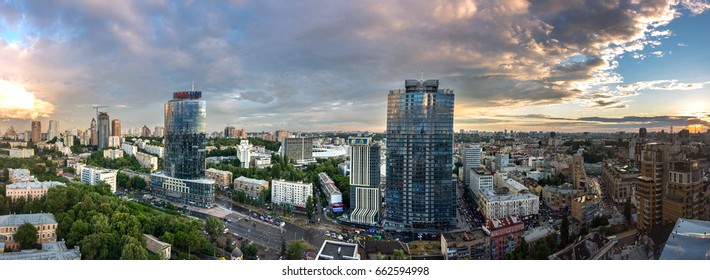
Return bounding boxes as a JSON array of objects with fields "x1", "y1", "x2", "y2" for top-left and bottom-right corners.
[
  {"x1": 241, "y1": 243, "x2": 258, "y2": 260},
  {"x1": 305, "y1": 196, "x2": 314, "y2": 222},
  {"x1": 560, "y1": 214, "x2": 570, "y2": 246},
  {"x1": 393, "y1": 249, "x2": 408, "y2": 260},
  {"x1": 117, "y1": 173, "x2": 129, "y2": 189},
  {"x1": 129, "y1": 176, "x2": 147, "y2": 190},
  {"x1": 286, "y1": 240, "x2": 304, "y2": 260},
  {"x1": 120, "y1": 236, "x2": 148, "y2": 260},
  {"x1": 225, "y1": 236, "x2": 233, "y2": 251},
  {"x1": 205, "y1": 216, "x2": 224, "y2": 241},
  {"x1": 624, "y1": 197, "x2": 632, "y2": 225},
  {"x1": 14, "y1": 223, "x2": 39, "y2": 249}
]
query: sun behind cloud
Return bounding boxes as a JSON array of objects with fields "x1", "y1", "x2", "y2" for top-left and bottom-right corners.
[{"x1": 0, "y1": 80, "x2": 55, "y2": 119}]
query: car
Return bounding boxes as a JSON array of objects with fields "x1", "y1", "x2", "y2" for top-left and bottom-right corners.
[{"x1": 223, "y1": 228, "x2": 229, "y2": 234}]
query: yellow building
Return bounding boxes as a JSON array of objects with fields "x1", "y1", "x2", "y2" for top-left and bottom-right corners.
[{"x1": 0, "y1": 213, "x2": 58, "y2": 251}]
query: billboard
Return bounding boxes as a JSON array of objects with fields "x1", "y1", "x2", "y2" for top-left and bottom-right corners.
[
  {"x1": 332, "y1": 207, "x2": 344, "y2": 213},
  {"x1": 173, "y1": 91, "x2": 202, "y2": 99}
]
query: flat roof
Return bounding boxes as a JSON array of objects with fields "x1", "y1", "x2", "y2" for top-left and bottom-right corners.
[
  {"x1": 234, "y1": 176, "x2": 267, "y2": 185},
  {"x1": 317, "y1": 240, "x2": 359, "y2": 260},
  {"x1": 0, "y1": 241, "x2": 80, "y2": 260},
  {"x1": 6, "y1": 181, "x2": 65, "y2": 190}
]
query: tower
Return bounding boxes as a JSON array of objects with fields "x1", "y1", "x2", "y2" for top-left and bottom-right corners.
[
  {"x1": 97, "y1": 112, "x2": 110, "y2": 149},
  {"x1": 348, "y1": 137, "x2": 381, "y2": 225}
]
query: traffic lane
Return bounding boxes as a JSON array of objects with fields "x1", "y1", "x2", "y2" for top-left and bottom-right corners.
[{"x1": 225, "y1": 220, "x2": 282, "y2": 249}]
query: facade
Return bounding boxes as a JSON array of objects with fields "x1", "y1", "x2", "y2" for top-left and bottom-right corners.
[
  {"x1": 97, "y1": 112, "x2": 110, "y2": 149},
  {"x1": 102, "y1": 149, "x2": 124, "y2": 160},
  {"x1": 141, "y1": 125, "x2": 152, "y2": 137},
  {"x1": 78, "y1": 165, "x2": 118, "y2": 193},
  {"x1": 108, "y1": 136, "x2": 121, "y2": 148},
  {"x1": 469, "y1": 168, "x2": 493, "y2": 199},
  {"x1": 63, "y1": 130, "x2": 75, "y2": 148},
  {"x1": 47, "y1": 120, "x2": 59, "y2": 141},
  {"x1": 460, "y1": 144, "x2": 482, "y2": 187},
  {"x1": 0, "y1": 213, "x2": 58, "y2": 251},
  {"x1": 348, "y1": 137, "x2": 381, "y2": 225},
  {"x1": 151, "y1": 172, "x2": 214, "y2": 208},
  {"x1": 275, "y1": 130, "x2": 292, "y2": 142},
  {"x1": 479, "y1": 189, "x2": 540, "y2": 220},
  {"x1": 281, "y1": 137, "x2": 313, "y2": 163},
  {"x1": 122, "y1": 142, "x2": 137, "y2": 156},
  {"x1": 205, "y1": 168, "x2": 233, "y2": 187},
  {"x1": 549, "y1": 232, "x2": 617, "y2": 260},
  {"x1": 636, "y1": 143, "x2": 680, "y2": 232},
  {"x1": 318, "y1": 172, "x2": 343, "y2": 212},
  {"x1": 440, "y1": 230, "x2": 491, "y2": 260},
  {"x1": 385, "y1": 79, "x2": 456, "y2": 231},
  {"x1": 90, "y1": 118, "x2": 98, "y2": 146},
  {"x1": 111, "y1": 119, "x2": 121, "y2": 137},
  {"x1": 233, "y1": 176, "x2": 269, "y2": 199},
  {"x1": 154, "y1": 126, "x2": 164, "y2": 137},
  {"x1": 136, "y1": 152, "x2": 158, "y2": 171},
  {"x1": 571, "y1": 194, "x2": 601, "y2": 227},
  {"x1": 494, "y1": 153, "x2": 509, "y2": 171},
  {"x1": 271, "y1": 179, "x2": 312, "y2": 208},
  {"x1": 662, "y1": 160, "x2": 704, "y2": 224},
  {"x1": 602, "y1": 161, "x2": 640, "y2": 203},
  {"x1": 8, "y1": 148, "x2": 34, "y2": 158},
  {"x1": 541, "y1": 183, "x2": 577, "y2": 211},
  {"x1": 571, "y1": 154, "x2": 587, "y2": 195},
  {"x1": 482, "y1": 216, "x2": 525, "y2": 260},
  {"x1": 5, "y1": 181, "x2": 65, "y2": 201},
  {"x1": 237, "y1": 140, "x2": 252, "y2": 168},
  {"x1": 30, "y1": 121, "x2": 41, "y2": 143}
]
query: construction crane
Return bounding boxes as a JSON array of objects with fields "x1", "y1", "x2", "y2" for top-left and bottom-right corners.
[{"x1": 92, "y1": 105, "x2": 108, "y2": 118}]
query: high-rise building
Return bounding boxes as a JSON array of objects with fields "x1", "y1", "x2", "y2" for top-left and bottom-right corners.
[
  {"x1": 151, "y1": 89, "x2": 214, "y2": 208},
  {"x1": 662, "y1": 160, "x2": 704, "y2": 224},
  {"x1": 384, "y1": 79, "x2": 455, "y2": 231},
  {"x1": 31, "y1": 121, "x2": 41, "y2": 143},
  {"x1": 111, "y1": 119, "x2": 121, "y2": 137},
  {"x1": 276, "y1": 130, "x2": 292, "y2": 142},
  {"x1": 63, "y1": 129, "x2": 75, "y2": 148},
  {"x1": 237, "y1": 140, "x2": 252, "y2": 168},
  {"x1": 494, "y1": 153, "x2": 509, "y2": 171},
  {"x1": 639, "y1": 127, "x2": 647, "y2": 139},
  {"x1": 237, "y1": 129, "x2": 247, "y2": 139},
  {"x1": 224, "y1": 126, "x2": 236, "y2": 138},
  {"x1": 153, "y1": 126, "x2": 164, "y2": 137},
  {"x1": 47, "y1": 120, "x2": 59, "y2": 141},
  {"x1": 281, "y1": 137, "x2": 313, "y2": 163},
  {"x1": 97, "y1": 112, "x2": 110, "y2": 149},
  {"x1": 90, "y1": 118, "x2": 98, "y2": 146},
  {"x1": 636, "y1": 143, "x2": 680, "y2": 232},
  {"x1": 348, "y1": 136, "x2": 381, "y2": 225},
  {"x1": 461, "y1": 144, "x2": 482, "y2": 187},
  {"x1": 571, "y1": 154, "x2": 587, "y2": 196},
  {"x1": 141, "y1": 125, "x2": 152, "y2": 137}
]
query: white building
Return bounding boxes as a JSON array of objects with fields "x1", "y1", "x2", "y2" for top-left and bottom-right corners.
[
  {"x1": 121, "y1": 142, "x2": 137, "y2": 156},
  {"x1": 237, "y1": 140, "x2": 252, "y2": 168},
  {"x1": 9, "y1": 148, "x2": 34, "y2": 158},
  {"x1": 78, "y1": 165, "x2": 118, "y2": 193},
  {"x1": 144, "y1": 144, "x2": 164, "y2": 158},
  {"x1": 479, "y1": 190, "x2": 539, "y2": 220},
  {"x1": 103, "y1": 149, "x2": 124, "y2": 160},
  {"x1": 461, "y1": 144, "x2": 482, "y2": 187},
  {"x1": 108, "y1": 136, "x2": 121, "y2": 148},
  {"x1": 317, "y1": 172, "x2": 343, "y2": 208},
  {"x1": 135, "y1": 152, "x2": 158, "y2": 171},
  {"x1": 63, "y1": 130, "x2": 75, "y2": 148},
  {"x1": 495, "y1": 153, "x2": 510, "y2": 171},
  {"x1": 469, "y1": 168, "x2": 493, "y2": 198},
  {"x1": 253, "y1": 156, "x2": 271, "y2": 168},
  {"x1": 271, "y1": 179, "x2": 313, "y2": 208}
]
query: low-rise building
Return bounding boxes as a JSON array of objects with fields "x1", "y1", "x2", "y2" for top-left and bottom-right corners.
[
  {"x1": 143, "y1": 234, "x2": 171, "y2": 260},
  {"x1": 316, "y1": 240, "x2": 361, "y2": 260},
  {"x1": 271, "y1": 179, "x2": 312, "y2": 208},
  {"x1": 205, "y1": 168, "x2": 233, "y2": 188},
  {"x1": 8, "y1": 148, "x2": 34, "y2": 158},
  {"x1": 121, "y1": 142, "x2": 137, "y2": 156},
  {"x1": 549, "y1": 232, "x2": 617, "y2": 260},
  {"x1": 5, "y1": 181, "x2": 65, "y2": 202},
  {"x1": 483, "y1": 216, "x2": 525, "y2": 260},
  {"x1": 144, "y1": 144, "x2": 164, "y2": 158},
  {"x1": 357, "y1": 240, "x2": 410, "y2": 260},
  {"x1": 233, "y1": 176, "x2": 269, "y2": 199},
  {"x1": 135, "y1": 152, "x2": 158, "y2": 171},
  {"x1": 440, "y1": 230, "x2": 491, "y2": 260},
  {"x1": 479, "y1": 189, "x2": 539, "y2": 220},
  {"x1": 0, "y1": 213, "x2": 58, "y2": 251},
  {"x1": 317, "y1": 172, "x2": 343, "y2": 212},
  {"x1": 253, "y1": 156, "x2": 271, "y2": 168},
  {"x1": 8, "y1": 168, "x2": 34, "y2": 183},
  {"x1": 103, "y1": 148, "x2": 124, "y2": 160},
  {"x1": 542, "y1": 183, "x2": 577, "y2": 211},
  {"x1": 571, "y1": 194, "x2": 601, "y2": 227}
]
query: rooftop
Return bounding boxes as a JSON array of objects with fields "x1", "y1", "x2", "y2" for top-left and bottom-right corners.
[
  {"x1": 0, "y1": 213, "x2": 57, "y2": 227},
  {"x1": 484, "y1": 216, "x2": 523, "y2": 231},
  {"x1": 549, "y1": 232, "x2": 616, "y2": 260},
  {"x1": 6, "y1": 181, "x2": 65, "y2": 190},
  {"x1": 659, "y1": 218, "x2": 710, "y2": 260},
  {"x1": 0, "y1": 241, "x2": 80, "y2": 260},
  {"x1": 316, "y1": 240, "x2": 360, "y2": 260},
  {"x1": 234, "y1": 176, "x2": 268, "y2": 185},
  {"x1": 205, "y1": 168, "x2": 233, "y2": 175}
]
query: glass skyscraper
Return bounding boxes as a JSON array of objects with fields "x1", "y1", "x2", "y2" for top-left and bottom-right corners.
[
  {"x1": 151, "y1": 90, "x2": 214, "y2": 208},
  {"x1": 384, "y1": 79, "x2": 456, "y2": 232},
  {"x1": 97, "y1": 112, "x2": 110, "y2": 149}
]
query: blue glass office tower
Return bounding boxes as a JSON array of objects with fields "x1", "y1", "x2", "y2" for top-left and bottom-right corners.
[
  {"x1": 151, "y1": 90, "x2": 214, "y2": 208},
  {"x1": 384, "y1": 80, "x2": 456, "y2": 232}
]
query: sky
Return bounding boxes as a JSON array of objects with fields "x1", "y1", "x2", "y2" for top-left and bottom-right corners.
[{"x1": 0, "y1": 0, "x2": 709, "y2": 134}]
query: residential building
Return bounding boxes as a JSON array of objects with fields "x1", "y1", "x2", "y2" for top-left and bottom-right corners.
[
  {"x1": 224, "y1": 126, "x2": 236, "y2": 138},
  {"x1": 108, "y1": 136, "x2": 121, "y2": 148},
  {"x1": 385, "y1": 79, "x2": 456, "y2": 231},
  {"x1": 495, "y1": 153, "x2": 509, "y2": 171},
  {"x1": 318, "y1": 172, "x2": 343, "y2": 213},
  {"x1": 571, "y1": 154, "x2": 587, "y2": 195},
  {"x1": 271, "y1": 179, "x2": 312, "y2": 208},
  {"x1": 143, "y1": 234, "x2": 171, "y2": 260},
  {"x1": 254, "y1": 156, "x2": 271, "y2": 168},
  {"x1": 143, "y1": 144, "x2": 164, "y2": 158},
  {"x1": 78, "y1": 165, "x2": 118, "y2": 193},
  {"x1": 47, "y1": 120, "x2": 59, "y2": 141},
  {"x1": 237, "y1": 140, "x2": 252, "y2": 168},
  {"x1": 63, "y1": 129, "x2": 75, "y2": 148},
  {"x1": 237, "y1": 129, "x2": 247, "y2": 139},
  {"x1": 103, "y1": 149, "x2": 123, "y2": 160},
  {"x1": 479, "y1": 189, "x2": 539, "y2": 220},
  {"x1": 602, "y1": 161, "x2": 640, "y2": 203},
  {"x1": 111, "y1": 119, "x2": 121, "y2": 137},
  {"x1": 135, "y1": 152, "x2": 158, "y2": 171},
  {"x1": 5, "y1": 181, "x2": 65, "y2": 201},
  {"x1": 153, "y1": 126, "x2": 164, "y2": 137},
  {"x1": 571, "y1": 194, "x2": 601, "y2": 227},
  {"x1": 141, "y1": 125, "x2": 152, "y2": 137},
  {"x1": 121, "y1": 142, "x2": 137, "y2": 156},
  {"x1": 30, "y1": 121, "x2": 41, "y2": 143},
  {"x1": 0, "y1": 213, "x2": 58, "y2": 251},
  {"x1": 275, "y1": 130, "x2": 292, "y2": 142},
  {"x1": 0, "y1": 241, "x2": 80, "y2": 260},
  {"x1": 636, "y1": 143, "x2": 680, "y2": 232},
  {"x1": 460, "y1": 144, "x2": 482, "y2": 187},
  {"x1": 233, "y1": 176, "x2": 269, "y2": 199},
  {"x1": 440, "y1": 230, "x2": 491, "y2": 260},
  {"x1": 97, "y1": 112, "x2": 110, "y2": 149},
  {"x1": 281, "y1": 137, "x2": 313, "y2": 163},
  {"x1": 152, "y1": 89, "x2": 214, "y2": 208},
  {"x1": 542, "y1": 183, "x2": 577, "y2": 211},
  {"x1": 348, "y1": 136, "x2": 381, "y2": 225},
  {"x1": 358, "y1": 240, "x2": 410, "y2": 260},
  {"x1": 662, "y1": 160, "x2": 704, "y2": 224},
  {"x1": 8, "y1": 148, "x2": 34, "y2": 158},
  {"x1": 205, "y1": 168, "x2": 233, "y2": 188},
  {"x1": 316, "y1": 240, "x2": 361, "y2": 260},
  {"x1": 482, "y1": 216, "x2": 525, "y2": 260},
  {"x1": 469, "y1": 168, "x2": 493, "y2": 199},
  {"x1": 549, "y1": 232, "x2": 617, "y2": 260}
]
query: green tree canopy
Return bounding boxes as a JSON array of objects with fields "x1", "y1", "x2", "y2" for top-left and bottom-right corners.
[
  {"x1": 14, "y1": 222, "x2": 38, "y2": 249},
  {"x1": 205, "y1": 216, "x2": 224, "y2": 241}
]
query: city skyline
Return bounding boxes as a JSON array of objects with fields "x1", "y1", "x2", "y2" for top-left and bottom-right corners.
[{"x1": 0, "y1": 1, "x2": 709, "y2": 133}]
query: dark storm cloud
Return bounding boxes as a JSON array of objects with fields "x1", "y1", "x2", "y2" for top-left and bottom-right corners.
[{"x1": 0, "y1": 0, "x2": 706, "y2": 131}]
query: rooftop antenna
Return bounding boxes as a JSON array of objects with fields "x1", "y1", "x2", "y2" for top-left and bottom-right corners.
[
  {"x1": 191, "y1": 81, "x2": 195, "y2": 91},
  {"x1": 420, "y1": 70, "x2": 424, "y2": 82}
]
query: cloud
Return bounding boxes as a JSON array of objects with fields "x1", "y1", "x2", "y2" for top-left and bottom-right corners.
[{"x1": 0, "y1": 80, "x2": 55, "y2": 119}]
